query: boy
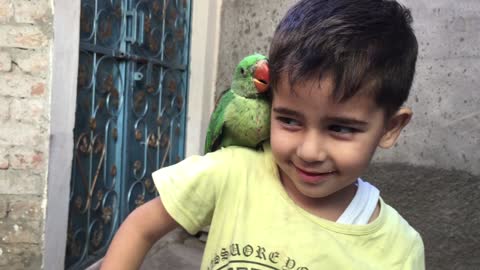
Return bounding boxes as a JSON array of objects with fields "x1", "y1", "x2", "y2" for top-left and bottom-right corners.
[{"x1": 101, "y1": 0, "x2": 425, "y2": 269}]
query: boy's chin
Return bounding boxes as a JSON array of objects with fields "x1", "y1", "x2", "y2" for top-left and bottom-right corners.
[{"x1": 293, "y1": 179, "x2": 358, "y2": 200}]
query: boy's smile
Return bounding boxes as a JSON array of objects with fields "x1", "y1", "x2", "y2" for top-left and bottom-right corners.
[{"x1": 270, "y1": 74, "x2": 411, "y2": 219}]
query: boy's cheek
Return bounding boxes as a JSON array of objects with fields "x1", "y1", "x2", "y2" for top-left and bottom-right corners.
[
  {"x1": 270, "y1": 128, "x2": 294, "y2": 149},
  {"x1": 270, "y1": 122, "x2": 286, "y2": 138}
]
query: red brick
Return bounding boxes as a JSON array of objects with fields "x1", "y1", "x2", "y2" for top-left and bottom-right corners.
[
  {"x1": 0, "y1": 98, "x2": 10, "y2": 122},
  {"x1": 10, "y1": 98, "x2": 45, "y2": 124},
  {"x1": 13, "y1": 0, "x2": 51, "y2": 24},
  {"x1": 30, "y1": 82, "x2": 45, "y2": 96},
  {"x1": 10, "y1": 147, "x2": 44, "y2": 170},
  {"x1": 0, "y1": 147, "x2": 8, "y2": 170},
  {"x1": 0, "y1": 169, "x2": 44, "y2": 195},
  {"x1": 0, "y1": 121, "x2": 44, "y2": 147},
  {"x1": 0, "y1": 51, "x2": 12, "y2": 71},
  {"x1": 0, "y1": 25, "x2": 48, "y2": 49},
  {"x1": 0, "y1": 0, "x2": 13, "y2": 23},
  {"x1": 0, "y1": 243, "x2": 41, "y2": 267},
  {"x1": 0, "y1": 198, "x2": 7, "y2": 218},
  {"x1": 0, "y1": 69, "x2": 45, "y2": 98},
  {"x1": 0, "y1": 220, "x2": 42, "y2": 244},
  {"x1": 7, "y1": 196, "x2": 43, "y2": 221},
  {"x1": 13, "y1": 49, "x2": 49, "y2": 75}
]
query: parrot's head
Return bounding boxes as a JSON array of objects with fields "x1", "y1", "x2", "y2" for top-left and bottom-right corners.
[{"x1": 231, "y1": 54, "x2": 270, "y2": 98}]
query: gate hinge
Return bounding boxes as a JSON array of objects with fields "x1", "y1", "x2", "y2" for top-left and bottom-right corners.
[{"x1": 125, "y1": 9, "x2": 146, "y2": 45}]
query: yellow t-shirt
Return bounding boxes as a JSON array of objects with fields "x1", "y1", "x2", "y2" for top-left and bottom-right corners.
[{"x1": 153, "y1": 145, "x2": 425, "y2": 270}]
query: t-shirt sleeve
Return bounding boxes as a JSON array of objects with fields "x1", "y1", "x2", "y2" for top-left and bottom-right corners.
[
  {"x1": 152, "y1": 148, "x2": 233, "y2": 235},
  {"x1": 402, "y1": 233, "x2": 425, "y2": 270}
]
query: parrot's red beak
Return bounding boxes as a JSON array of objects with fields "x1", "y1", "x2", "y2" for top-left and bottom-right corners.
[{"x1": 253, "y1": 60, "x2": 270, "y2": 93}]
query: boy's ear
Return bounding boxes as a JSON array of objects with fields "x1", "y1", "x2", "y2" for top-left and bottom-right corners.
[{"x1": 379, "y1": 107, "x2": 413, "y2": 149}]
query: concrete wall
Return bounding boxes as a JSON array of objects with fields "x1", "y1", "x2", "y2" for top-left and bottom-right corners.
[
  {"x1": 0, "y1": 0, "x2": 53, "y2": 269},
  {"x1": 43, "y1": 0, "x2": 81, "y2": 269},
  {"x1": 374, "y1": 0, "x2": 480, "y2": 175},
  {"x1": 216, "y1": 0, "x2": 479, "y2": 269},
  {"x1": 185, "y1": 0, "x2": 222, "y2": 157}
]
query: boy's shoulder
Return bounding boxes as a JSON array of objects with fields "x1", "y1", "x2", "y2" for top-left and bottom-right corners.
[
  {"x1": 206, "y1": 144, "x2": 272, "y2": 164},
  {"x1": 203, "y1": 144, "x2": 276, "y2": 178},
  {"x1": 380, "y1": 199, "x2": 423, "y2": 246},
  {"x1": 378, "y1": 200, "x2": 425, "y2": 267}
]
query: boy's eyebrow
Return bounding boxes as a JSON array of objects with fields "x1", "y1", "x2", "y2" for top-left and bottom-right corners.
[
  {"x1": 272, "y1": 107, "x2": 302, "y2": 118},
  {"x1": 327, "y1": 117, "x2": 369, "y2": 126}
]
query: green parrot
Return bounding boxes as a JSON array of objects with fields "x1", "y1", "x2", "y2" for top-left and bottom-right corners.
[{"x1": 204, "y1": 54, "x2": 271, "y2": 153}]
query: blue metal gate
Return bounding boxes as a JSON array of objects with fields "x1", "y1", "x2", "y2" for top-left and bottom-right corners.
[{"x1": 66, "y1": 0, "x2": 191, "y2": 268}]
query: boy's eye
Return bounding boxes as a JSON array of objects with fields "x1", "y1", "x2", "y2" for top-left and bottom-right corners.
[
  {"x1": 277, "y1": 117, "x2": 301, "y2": 127},
  {"x1": 329, "y1": 125, "x2": 358, "y2": 134}
]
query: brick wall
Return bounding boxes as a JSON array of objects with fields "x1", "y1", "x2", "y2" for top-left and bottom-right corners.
[{"x1": 0, "y1": 0, "x2": 52, "y2": 269}]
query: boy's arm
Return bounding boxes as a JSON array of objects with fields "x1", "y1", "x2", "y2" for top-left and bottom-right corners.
[{"x1": 100, "y1": 196, "x2": 178, "y2": 270}]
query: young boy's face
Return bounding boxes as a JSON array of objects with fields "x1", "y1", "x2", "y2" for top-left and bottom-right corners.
[{"x1": 270, "y1": 73, "x2": 411, "y2": 207}]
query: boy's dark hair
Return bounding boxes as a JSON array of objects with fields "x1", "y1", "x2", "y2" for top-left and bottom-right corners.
[{"x1": 269, "y1": 0, "x2": 418, "y2": 117}]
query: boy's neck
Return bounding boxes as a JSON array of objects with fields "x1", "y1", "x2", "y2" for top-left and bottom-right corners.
[{"x1": 281, "y1": 175, "x2": 358, "y2": 222}]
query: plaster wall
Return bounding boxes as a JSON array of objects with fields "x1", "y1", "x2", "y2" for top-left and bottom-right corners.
[{"x1": 216, "y1": 0, "x2": 480, "y2": 269}]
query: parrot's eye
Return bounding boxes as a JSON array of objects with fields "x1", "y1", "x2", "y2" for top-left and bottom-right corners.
[{"x1": 240, "y1": 67, "x2": 246, "y2": 77}]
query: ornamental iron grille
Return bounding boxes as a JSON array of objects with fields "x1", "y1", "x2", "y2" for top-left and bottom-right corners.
[{"x1": 66, "y1": 0, "x2": 191, "y2": 268}]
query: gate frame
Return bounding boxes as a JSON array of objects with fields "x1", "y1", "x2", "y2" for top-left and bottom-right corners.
[{"x1": 44, "y1": 0, "x2": 221, "y2": 268}]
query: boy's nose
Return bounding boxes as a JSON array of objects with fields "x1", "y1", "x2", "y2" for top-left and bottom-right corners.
[{"x1": 295, "y1": 131, "x2": 327, "y2": 163}]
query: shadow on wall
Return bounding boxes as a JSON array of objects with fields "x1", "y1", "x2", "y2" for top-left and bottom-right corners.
[{"x1": 364, "y1": 163, "x2": 480, "y2": 270}]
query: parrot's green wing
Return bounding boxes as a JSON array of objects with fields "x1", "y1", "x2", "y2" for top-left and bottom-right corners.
[{"x1": 204, "y1": 89, "x2": 236, "y2": 154}]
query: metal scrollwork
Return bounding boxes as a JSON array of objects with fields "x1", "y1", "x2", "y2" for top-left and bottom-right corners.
[
  {"x1": 135, "y1": 194, "x2": 145, "y2": 207},
  {"x1": 68, "y1": 0, "x2": 191, "y2": 268},
  {"x1": 133, "y1": 160, "x2": 142, "y2": 173},
  {"x1": 90, "y1": 224, "x2": 104, "y2": 248},
  {"x1": 112, "y1": 128, "x2": 118, "y2": 141},
  {"x1": 78, "y1": 134, "x2": 91, "y2": 155},
  {"x1": 147, "y1": 132, "x2": 157, "y2": 148},
  {"x1": 102, "y1": 206, "x2": 113, "y2": 224},
  {"x1": 144, "y1": 177, "x2": 156, "y2": 193}
]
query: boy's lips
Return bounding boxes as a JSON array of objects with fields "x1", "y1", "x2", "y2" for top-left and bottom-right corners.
[{"x1": 294, "y1": 165, "x2": 336, "y2": 184}]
